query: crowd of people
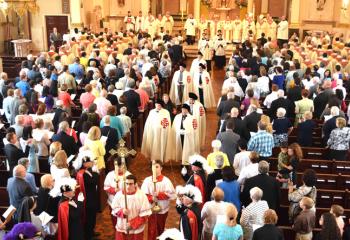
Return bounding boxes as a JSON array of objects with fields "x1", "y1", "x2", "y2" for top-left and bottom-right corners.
[{"x1": 0, "y1": 8, "x2": 350, "y2": 240}]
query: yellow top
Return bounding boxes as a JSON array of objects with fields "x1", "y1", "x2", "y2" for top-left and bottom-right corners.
[
  {"x1": 85, "y1": 140, "x2": 106, "y2": 170},
  {"x1": 207, "y1": 151, "x2": 230, "y2": 169}
]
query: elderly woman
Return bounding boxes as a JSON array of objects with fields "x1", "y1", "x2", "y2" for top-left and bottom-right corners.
[
  {"x1": 240, "y1": 187, "x2": 269, "y2": 240},
  {"x1": 297, "y1": 111, "x2": 316, "y2": 147},
  {"x1": 218, "y1": 166, "x2": 241, "y2": 210},
  {"x1": 34, "y1": 174, "x2": 60, "y2": 231},
  {"x1": 100, "y1": 106, "x2": 125, "y2": 139},
  {"x1": 84, "y1": 126, "x2": 106, "y2": 170},
  {"x1": 212, "y1": 204, "x2": 243, "y2": 240},
  {"x1": 288, "y1": 169, "x2": 317, "y2": 223},
  {"x1": 32, "y1": 119, "x2": 50, "y2": 157},
  {"x1": 272, "y1": 107, "x2": 293, "y2": 146},
  {"x1": 327, "y1": 117, "x2": 350, "y2": 160},
  {"x1": 252, "y1": 209, "x2": 284, "y2": 240},
  {"x1": 201, "y1": 187, "x2": 229, "y2": 240},
  {"x1": 207, "y1": 140, "x2": 230, "y2": 170}
]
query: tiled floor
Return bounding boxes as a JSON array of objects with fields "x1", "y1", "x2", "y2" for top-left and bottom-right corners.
[{"x1": 95, "y1": 63, "x2": 225, "y2": 239}]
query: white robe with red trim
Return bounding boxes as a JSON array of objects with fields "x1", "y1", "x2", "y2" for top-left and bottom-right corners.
[
  {"x1": 166, "y1": 113, "x2": 199, "y2": 165},
  {"x1": 141, "y1": 108, "x2": 171, "y2": 162},
  {"x1": 104, "y1": 170, "x2": 132, "y2": 206},
  {"x1": 192, "y1": 70, "x2": 216, "y2": 108},
  {"x1": 186, "y1": 100, "x2": 206, "y2": 147},
  {"x1": 169, "y1": 70, "x2": 194, "y2": 105}
]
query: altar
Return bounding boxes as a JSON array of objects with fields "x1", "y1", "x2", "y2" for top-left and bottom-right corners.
[{"x1": 11, "y1": 39, "x2": 31, "y2": 57}]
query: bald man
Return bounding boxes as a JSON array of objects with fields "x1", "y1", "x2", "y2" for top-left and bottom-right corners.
[
  {"x1": 7, "y1": 165, "x2": 34, "y2": 220},
  {"x1": 220, "y1": 107, "x2": 250, "y2": 141}
]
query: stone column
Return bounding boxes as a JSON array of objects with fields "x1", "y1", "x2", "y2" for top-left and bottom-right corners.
[
  {"x1": 194, "y1": 0, "x2": 200, "y2": 19},
  {"x1": 70, "y1": 0, "x2": 83, "y2": 28},
  {"x1": 290, "y1": 0, "x2": 300, "y2": 27}
]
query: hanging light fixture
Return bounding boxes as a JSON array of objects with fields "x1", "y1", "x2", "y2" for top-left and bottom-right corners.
[{"x1": 0, "y1": 0, "x2": 8, "y2": 10}]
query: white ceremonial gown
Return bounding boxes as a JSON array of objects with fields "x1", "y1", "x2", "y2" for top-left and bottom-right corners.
[
  {"x1": 141, "y1": 108, "x2": 171, "y2": 162},
  {"x1": 124, "y1": 16, "x2": 135, "y2": 31},
  {"x1": 184, "y1": 18, "x2": 197, "y2": 36},
  {"x1": 169, "y1": 70, "x2": 194, "y2": 105},
  {"x1": 192, "y1": 70, "x2": 216, "y2": 108},
  {"x1": 186, "y1": 100, "x2": 206, "y2": 147},
  {"x1": 166, "y1": 113, "x2": 199, "y2": 165}
]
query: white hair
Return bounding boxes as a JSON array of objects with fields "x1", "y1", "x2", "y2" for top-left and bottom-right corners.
[
  {"x1": 330, "y1": 106, "x2": 340, "y2": 116},
  {"x1": 212, "y1": 140, "x2": 222, "y2": 149},
  {"x1": 250, "y1": 187, "x2": 263, "y2": 201},
  {"x1": 277, "y1": 89, "x2": 285, "y2": 97},
  {"x1": 277, "y1": 107, "x2": 286, "y2": 118}
]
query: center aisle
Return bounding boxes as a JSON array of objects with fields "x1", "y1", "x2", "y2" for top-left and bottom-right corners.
[{"x1": 95, "y1": 61, "x2": 226, "y2": 239}]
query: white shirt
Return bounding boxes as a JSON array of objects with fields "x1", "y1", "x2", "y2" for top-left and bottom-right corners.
[
  {"x1": 104, "y1": 170, "x2": 131, "y2": 206},
  {"x1": 201, "y1": 201, "x2": 229, "y2": 233},
  {"x1": 237, "y1": 163, "x2": 259, "y2": 186},
  {"x1": 263, "y1": 91, "x2": 278, "y2": 108},
  {"x1": 223, "y1": 77, "x2": 244, "y2": 98},
  {"x1": 233, "y1": 151, "x2": 252, "y2": 176},
  {"x1": 257, "y1": 76, "x2": 270, "y2": 94}
]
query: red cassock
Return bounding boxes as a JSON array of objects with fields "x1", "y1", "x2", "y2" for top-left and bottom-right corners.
[
  {"x1": 193, "y1": 174, "x2": 205, "y2": 209},
  {"x1": 76, "y1": 169, "x2": 86, "y2": 222},
  {"x1": 57, "y1": 201, "x2": 69, "y2": 240}
]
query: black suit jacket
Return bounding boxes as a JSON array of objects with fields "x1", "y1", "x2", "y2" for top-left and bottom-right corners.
[
  {"x1": 243, "y1": 111, "x2": 262, "y2": 133},
  {"x1": 101, "y1": 126, "x2": 119, "y2": 153},
  {"x1": 106, "y1": 94, "x2": 119, "y2": 110},
  {"x1": 222, "y1": 117, "x2": 250, "y2": 141},
  {"x1": 52, "y1": 108, "x2": 67, "y2": 132},
  {"x1": 322, "y1": 116, "x2": 338, "y2": 142},
  {"x1": 241, "y1": 174, "x2": 280, "y2": 210},
  {"x1": 217, "y1": 99, "x2": 240, "y2": 119},
  {"x1": 123, "y1": 89, "x2": 141, "y2": 119},
  {"x1": 7, "y1": 177, "x2": 33, "y2": 213},
  {"x1": 269, "y1": 97, "x2": 294, "y2": 119},
  {"x1": 5, "y1": 144, "x2": 30, "y2": 175},
  {"x1": 313, "y1": 91, "x2": 330, "y2": 119},
  {"x1": 52, "y1": 131, "x2": 78, "y2": 157},
  {"x1": 170, "y1": 44, "x2": 183, "y2": 64},
  {"x1": 252, "y1": 224, "x2": 284, "y2": 240}
]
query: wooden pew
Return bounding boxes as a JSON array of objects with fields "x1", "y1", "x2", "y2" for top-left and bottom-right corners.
[
  {"x1": 0, "y1": 187, "x2": 9, "y2": 206},
  {"x1": 272, "y1": 147, "x2": 329, "y2": 160}
]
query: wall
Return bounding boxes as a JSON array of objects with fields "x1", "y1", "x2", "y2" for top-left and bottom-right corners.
[{"x1": 30, "y1": 0, "x2": 69, "y2": 51}]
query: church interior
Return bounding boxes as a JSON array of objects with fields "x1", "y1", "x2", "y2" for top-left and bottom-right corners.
[{"x1": 0, "y1": 0, "x2": 350, "y2": 239}]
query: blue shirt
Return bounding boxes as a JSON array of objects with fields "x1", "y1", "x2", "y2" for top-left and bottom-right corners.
[
  {"x1": 69, "y1": 63, "x2": 84, "y2": 80},
  {"x1": 25, "y1": 173, "x2": 38, "y2": 193},
  {"x1": 51, "y1": 73, "x2": 58, "y2": 81},
  {"x1": 218, "y1": 180, "x2": 241, "y2": 210},
  {"x1": 247, "y1": 130, "x2": 274, "y2": 157},
  {"x1": 213, "y1": 223, "x2": 243, "y2": 240},
  {"x1": 15, "y1": 81, "x2": 30, "y2": 96},
  {"x1": 100, "y1": 116, "x2": 125, "y2": 139},
  {"x1": 272, "y1": 75, "x2": 285, "y2": 89}
]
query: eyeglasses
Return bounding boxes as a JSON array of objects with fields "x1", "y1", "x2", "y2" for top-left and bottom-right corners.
[{"x1": 125, "y1": 182, "x2": 134, "y2": 185}]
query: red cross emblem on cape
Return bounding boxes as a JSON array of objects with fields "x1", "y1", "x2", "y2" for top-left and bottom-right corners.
[
  {"x1": 192, "y1": 119, "x2": 198, "y2": 129},
  {"x1": 161, "y1": 118, "x2": 169, "y2": 129},
  {"x1": 199, "y1": 107, "x2": 205, "y2": 116},
  {"x1": 187, "y1": 76, "x2": 191, "y2": 83},
  {"x1": 127, "y1": 18, "x2": 131, "y2": 23},
  {"x1": 205, "y1": 77, "x2": 209, "y2": 84}
]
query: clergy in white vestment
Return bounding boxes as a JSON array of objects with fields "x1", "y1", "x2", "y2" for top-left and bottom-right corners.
[
  {"x1": 124, "y1": 11, "x2": 135, "y2": 31},
  {"x1": 141, "y1": 99, "x2": 171, "y2": 162},
  {"x1": 155, "y1": 14, "x2": 164, "y2": 35},
  {"x1": 169, "y1": 62, "x2": 193, "y2": 105},
  {"x1": 165, "y1": 104, "x2": 199, "y2": 165},
  {"x1": 232, "y1": 16, "x2": 242, "y2": 44},
  {"x1": 135, "y1": 11, "x2": 145, "y2": 32},
  {"x1": 144, "y1": 12, "x2": 156, "y2": 38},
  {"x1": 192, "y1": 63, "x2": 216, "y2": 108},
  {"x1": 267, "y1": 15, "x2": 277, "y2": 40},
  {"x1": 223, "y1": 16, "x2": 233, "y2": 43},
  {"x1": 184, "y1": 14, "x2": 197, "y2": 45},
  {"x1": 277, "y1": 15, "x2": 289, "y2": 48},
  {"x1": 186, "y1": 92, "x2": 206, "y2": 148},
  {"x1": 162, "y1": 12, "x2": 174, "y2": 35},
  {"x1": 197, "y1": 16, "x2": 209, "y2": 39}
]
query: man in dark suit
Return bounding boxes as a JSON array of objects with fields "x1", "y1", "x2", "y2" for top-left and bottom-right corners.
[
  {"x1": 216, "y1": 119, "x2": 240, "y2": 165},
  {"x1": 49, "y1": 27, "x2": 62, "y2": 48},
  {"x1": 313, "y1": 87, "x2": 333, "y2": 119},
  {"x1": 106, "y1": 85, "x2": 119, "y2": 110},
  {"x1": 269, "y1": 90, "x2": 294, "y2": 120},
  {"x1": 123, "y1": 42, "x2": 133, "y2": 56},
  {"x1": 7, "y1": 165, "x2": 34, "y2": 220},
  {"x1": 322, "y1": 106, "x2": 340, "y2": 143},
  {"x1": 52, "y1": 100, "x2": 67, "y2": 132},
  {"x1": 169, "y1": 41, "x2": 183, "y2": 65},
  {"x1": 221, "y1": 107, "x2": 250, "y2": 141},
  {"x1": 52, "y1": 121, "x2": 78, "y2": 157},
  {"x1": 122, "y1": 79, "x2": 141, "y2": 119},
  {"x1": 243, "y1": 105, "x2": 262, "y2": 133},
  {"x1": 241, "y1": 161, "x2": 280, "y2": 210},
  {"x1": 4, "y1": 132, "x2": 30, "y2": 175},
  {"x1": 257, "y1": 32, "x2": 268, "y2": 46},
  {"x1": 101, "y1": 116, "x2": 119, "y2": 153},
  {"x1": 217, "y1": 92, "x2": 240, "y2": 120}
]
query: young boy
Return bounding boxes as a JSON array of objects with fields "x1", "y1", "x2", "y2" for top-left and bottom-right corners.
[
  {"x1": 276, "y1": 142, "x2": 291, "y2": 187},
  {"x1": 292, "y1": 197, "x2": 316, "y2": 240}
]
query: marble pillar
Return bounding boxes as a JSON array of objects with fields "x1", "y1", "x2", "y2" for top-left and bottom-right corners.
[{"x1": 70, "y1": 0, "x2": 83, "y2": 28}]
